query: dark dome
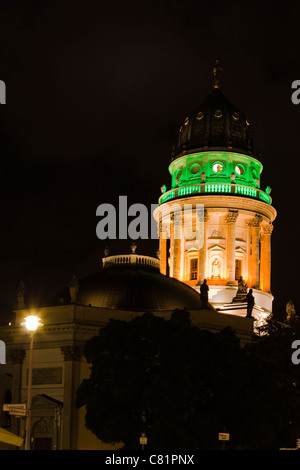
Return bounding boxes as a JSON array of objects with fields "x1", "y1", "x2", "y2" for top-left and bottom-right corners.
[
  {"x1": 47, "y1": 264, "x2": 201, "y2": 311},
  {"x1": 173, "y1": 88, "x2": 255, "y2": 159}
]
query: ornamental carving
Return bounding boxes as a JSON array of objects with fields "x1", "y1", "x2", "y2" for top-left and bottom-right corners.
[
  {"x1": 251, "y1": 214, "x2": 263, "y2": 227},
  {"x1": 225, "y1": 210, "x2": 238, "y2": 224},
  {"x1": 262, "y1": 223, "x2": 274, "y2": 235},
  {"x1": 247, "y1": 214, "x2": 263, "y2": 228},
  {"x1": 197, "y1": 209, "x2": 210, "y2": 223},
  {"x1": 209, "y1": 228, "x2": 224, "y2": 239}
]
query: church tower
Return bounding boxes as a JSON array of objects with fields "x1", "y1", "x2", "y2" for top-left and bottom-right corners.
[{"x1": 153, "y1": 64, "x2": 277, "y2": 323}]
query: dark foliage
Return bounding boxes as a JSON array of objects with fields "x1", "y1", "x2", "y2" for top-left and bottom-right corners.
[{"x1": 76, "y1": 310, "x2": 300, "y2": 450}]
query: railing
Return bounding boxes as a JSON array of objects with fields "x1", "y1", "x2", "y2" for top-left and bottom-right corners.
[
  {"x1": 159, "y1": 183, "x2": 272, "y2": 205},
  {"x1": 103, "y1": 254, "x2": 160, "y2": 269}
]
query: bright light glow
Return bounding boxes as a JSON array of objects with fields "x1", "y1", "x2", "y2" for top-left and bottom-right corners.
[{"x1": 24, "y1": 315, "x2": 42, "y2": 332}]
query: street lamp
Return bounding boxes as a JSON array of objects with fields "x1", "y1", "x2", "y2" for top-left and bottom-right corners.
[{"x1": 22, "y1": 315, "x2": 43, "y2": 450}]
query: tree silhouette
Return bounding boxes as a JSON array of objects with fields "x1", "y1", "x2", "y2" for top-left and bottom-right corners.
[{"x1": 76, "y1": 310, "x2": 300, "y2": 450}]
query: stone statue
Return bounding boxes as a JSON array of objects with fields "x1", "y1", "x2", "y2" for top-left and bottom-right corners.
[
  {"x1": 213, "y1": 60, "x2": 224, "y2": 89},
  {"x1": 69, "y1": 275, "x2": 79, "y2": 303},
  {"x1": 246, "y1": 289, "x2": 255, "y2": 318},
  {"x1": 212, "y1": 259, "x2": 220, "y2": 278},
  {"x1": 130, "y1": 243, "x2": 137, "y2": 254},
  {"x1": 232, "y1": 276, "x2": 248, "y2": 302},
  {"x1": 200, "y1": 279, "x2": 209, "y2": 309},
  {"x1": 286, "y1": 300, "x2": 296, "y2": 321},
  {"x1": 17, "y1": 281, "x2": 26, "y2": 309},
  {"x1": 238, "y1": 276, "x2": 248, "y2": 293}
]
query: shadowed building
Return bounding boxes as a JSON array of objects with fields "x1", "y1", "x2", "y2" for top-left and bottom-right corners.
[{"x1": 0, "y1": 250, "x2": 254, "y2": 450}]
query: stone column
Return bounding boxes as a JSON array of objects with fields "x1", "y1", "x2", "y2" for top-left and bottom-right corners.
[
  {"x1": 173, "y1": 211, "x2": 182, "y2": 280},
  {"x1": 60, "y1": 345, "x2": 82, "y2": 450},
  {"x1": 198, "y1": 210, "x2": 209, "y2": 283},
  {"x1": 159, "y1": 217, "x2": 168, "y2": 276},
  {"x1": 169, "y1": 213, "x2": 174, "y2": 278},
  {"x1": 259, "y1": 231, "x2": 265, "y2": 290},
  {"x1": 261, "y1": 223, "x2": 273, "y2": 292},
  {"x1": 226, "y1": 210, "x2": 239, "y2": 285},
  {"x1": 246, "y1": 220, "x2": 253, "y2": 286},
  {"x1": 251, "y1": 214, "x2": 262, "y2": 289}
]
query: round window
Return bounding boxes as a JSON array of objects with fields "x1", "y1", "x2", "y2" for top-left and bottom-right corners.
[
  {"x1": 214, "y1": 109, "x2": 223, "y2": 119},
  {"x1": 213, "y1": 162, "x2": 224, "y2": 173},
  {"x1": 184, "y1": 117, "x2": 189, "y2": 126},
  {"x1": 235, "y1": 164, "x2": 244, "y2": 175},
  {"x1": 232, "y1": 112, "x2": 239, "y2": 121},
  {"x1": 191, "y1": 164, "x2": 201, "y2": 175},
  {"x1": 196, "y1": 111, "x2": 204, "y2": 120}
]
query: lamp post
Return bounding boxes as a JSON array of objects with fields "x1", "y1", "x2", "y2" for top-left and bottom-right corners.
[{"x1": 22, "y1": 315, "x2": 43, "y2": 450}]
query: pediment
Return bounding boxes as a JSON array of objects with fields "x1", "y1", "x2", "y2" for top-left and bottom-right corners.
[
  {"x1": 208, "y1": 244, "x2": 225, "y2": 252},
  {"x1": 32, "y1": 394, "x2": 63, "y2": 410},
  {"x1": 186, "y1": 245, "x2": 199, "y2": 252}
]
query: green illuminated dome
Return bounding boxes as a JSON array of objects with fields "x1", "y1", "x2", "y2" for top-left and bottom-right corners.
[
  {"x1": 159, "y1": 77, "x2": 273, "y2": 206},
  {"x1": 173, "y1": 88, "x2": 255, "y2": 160}
]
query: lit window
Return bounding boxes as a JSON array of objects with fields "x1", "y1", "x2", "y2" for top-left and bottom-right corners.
[
  {"x1": 190, "y1": 259, "x2": 198, "y2": 280},
  {"x1": 212, "y1": 162, "x2": 224, "y2": 173},
  {"x1": 196, "y1": 111, "x2": 204, "y2": 120},
  {"x1": 232, "y1": 112, "x2": 239, "y2": 121},
  {"x1": 235, "y1": 260, "x2": 242, "y2": 280},
  {"x1": 184, "y1": 117, "x2": 189, "y2": 126},
  {"x1": 235, "y1": 164, "x2": 244, "y2": 175}
]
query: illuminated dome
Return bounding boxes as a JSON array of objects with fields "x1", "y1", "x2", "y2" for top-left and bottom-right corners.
[
  {"x1": 173, "y1": 87, "x2": 255, "y2": 160},
  {"x1": 47, "y1": 252, "x2": 202, "y2": 311},
  {"x1": 154, "y1": 65, "x2": 277, "y2": 327},
  {"x1": 159, "y1": 65, "x2": 273, "y2": 207}
]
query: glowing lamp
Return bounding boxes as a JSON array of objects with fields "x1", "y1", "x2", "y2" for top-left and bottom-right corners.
[{"x1": 23, "y1": 315, "x2": 43, "y2": 332}]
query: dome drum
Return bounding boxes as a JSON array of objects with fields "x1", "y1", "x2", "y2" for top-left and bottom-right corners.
[{"x1": 168, "y1": 151, "x2": 263, "y2": 192}]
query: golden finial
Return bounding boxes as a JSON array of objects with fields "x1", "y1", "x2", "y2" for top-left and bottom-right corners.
[{"x1": 213, "y1": 60, "x2": 224, "y2": 89}]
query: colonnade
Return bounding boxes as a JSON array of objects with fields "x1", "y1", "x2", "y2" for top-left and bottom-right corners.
[{"x1": 158, "y1": 208, "x2": 273, "y2": 293}]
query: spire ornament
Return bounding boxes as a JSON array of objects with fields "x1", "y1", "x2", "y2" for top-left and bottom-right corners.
[{"x1": 212, "y1": 60, "x2": 224, "y2": 89}]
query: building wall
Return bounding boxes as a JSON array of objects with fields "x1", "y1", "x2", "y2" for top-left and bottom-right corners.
[
  {"x1": 0, "y1": 302, "x2": 255, "y2": 450},
  {"x1": 154, "y1": 194, "x2": 276, "y2": 317}
]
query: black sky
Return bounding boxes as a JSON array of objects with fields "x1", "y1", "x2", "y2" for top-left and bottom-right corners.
[{"x1": 0, "y1": 0, "x2": 299, "y2": 324}]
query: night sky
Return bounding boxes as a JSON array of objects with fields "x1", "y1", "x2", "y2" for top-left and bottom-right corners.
[{"x1": 0, "y1": 0, "x2": 299, "y2": 324}]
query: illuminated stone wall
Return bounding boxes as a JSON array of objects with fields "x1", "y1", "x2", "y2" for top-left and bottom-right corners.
[{"x1": 154, "y1": 150, "x2": 277, "y2": 316}]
